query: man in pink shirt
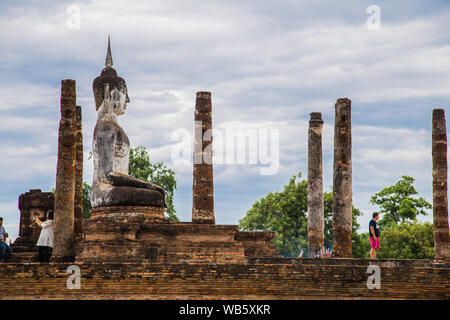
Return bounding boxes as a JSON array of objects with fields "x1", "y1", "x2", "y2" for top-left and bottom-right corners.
[{"x1": 369, "y1": 212, "x2": 381, "y2": 259}]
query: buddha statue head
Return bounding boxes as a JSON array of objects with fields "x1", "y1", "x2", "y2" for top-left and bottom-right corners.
[{"x1": 93, "y1": 36, "x2": 130, "y2": 117}]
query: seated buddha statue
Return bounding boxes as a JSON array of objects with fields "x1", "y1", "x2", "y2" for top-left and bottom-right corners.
[{"x1": 90, "y1": 38, "x2": 166, "y2": 208}]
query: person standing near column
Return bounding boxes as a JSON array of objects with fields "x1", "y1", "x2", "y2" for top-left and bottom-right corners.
[
  {"x1": 369, "y1": 212, "x2": 381, "y2": 259},
  {"x1": 33, "y1": 210, "x2": 55, "y2": 263}
]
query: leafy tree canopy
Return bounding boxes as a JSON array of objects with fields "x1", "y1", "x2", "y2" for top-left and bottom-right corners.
[
  {"x1": 82, "y1": 181, "x2": 92, "y2": 218},
  {"x1": 376, "y1": 222, "x2": 434, "y2": 259},
  {"x1": 370, "y1": 175, "x2": 431, "y2": 229}
]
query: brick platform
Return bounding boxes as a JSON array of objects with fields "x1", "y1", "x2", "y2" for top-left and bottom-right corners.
[
  {"x1": 0, "y1": 259, "x2": 448, "y2": 300},
  {"x1": 74, "y1": 206, "x2": 278, "y2": 264},
  {"x1": 76, "y1": 222, "x2": 278, "y2": 264}
]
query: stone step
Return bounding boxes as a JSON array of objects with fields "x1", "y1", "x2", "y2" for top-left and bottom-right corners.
[{"x1": 10, "y1": 252, "x2": 38, "y2": 263}]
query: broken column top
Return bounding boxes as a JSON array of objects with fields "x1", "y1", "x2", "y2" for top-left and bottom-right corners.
[
  {"x1": 337, "y1": 98, "x2": 351, "y2": 104},
  {"x1": 195, "y1": 91, "x2": 212, "y2": 112},
  {"x1": 433, "y1": 109, "x2": 446, "y2": 135},
  {"x1": 197, "y1": 91, "x2": 211, "y2": 97},
  {"x1": 433, "y1": 109, "x2": 446, "y2": 123},
  {"x1": 309, "y1": 112, "x2": 324, "y2": 124}
]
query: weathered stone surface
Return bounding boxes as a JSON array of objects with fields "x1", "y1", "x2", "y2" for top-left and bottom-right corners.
[
  {"x1": 75, "y1": 204, "x2": 277, "y2": 263},
  {"x1": 1, "y1": 259, "x2": 448, "y2": 300},
  {"x1": 307, "y1": 112, "x2": 324, "y2": 256},
  {"x1": 235, "y1": 231, "x2": 279, "y2": 258},
  {"x1": 74, "y1": 105, "x2": 83, "y2": 240},
  {"x1": 90, "y1": 39, "x2": 166, "y2": 208},
  {"x1": 332, "y1": 98, "x2": 352, "y2": 257},
  {"x1": 53, "y1": 79, "x2": 77, "y2": 261},
  {"x1": 89, "y1": 205, "x2": 166, "y2": 220},
  {"x1": 192, "y1": 91, "x2": 215, "y2": 224},
  {"x1": 432, "y1": 109, "x2": 450, "y2": 260},
  {"x1": 13, "y1": 189, "x2": 54, "y2": 253}
]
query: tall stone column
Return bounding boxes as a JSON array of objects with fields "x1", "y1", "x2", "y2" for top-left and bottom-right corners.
[
  {"x1": 74, "y1": 105, "x2": 83, "y2": 240},
  {"x1": 53, "y1": 79, "x2": 77, "y2": 261},
  {"x1": 192, "y1": 91, "x2": 215, "y2": 224},
  {"x1": 332, "y1": 98, "x2": 352, "y2": 258},
  {"x1": 307, "y1": 112, "x2": 324, "y2": 257},
  {"x1": 432, "y1": 109, "x2": 450, "y2": 260}
]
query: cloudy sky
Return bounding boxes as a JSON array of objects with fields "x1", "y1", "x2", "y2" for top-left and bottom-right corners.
[{"x1": 1, "y1": 0, "x2": 449, "y2": 240}]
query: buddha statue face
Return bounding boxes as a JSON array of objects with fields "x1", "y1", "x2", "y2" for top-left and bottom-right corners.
[
  {"x1": 108, "y1": 85, "x2": 130, "y2": 116},
  {"x1": 93, "y1": 69, "x2": 131, "y2": 121}
]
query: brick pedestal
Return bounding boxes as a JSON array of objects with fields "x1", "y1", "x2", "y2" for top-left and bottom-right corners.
[{"x1": 74, "y1": 206, "x2": 278, "y2": 264}]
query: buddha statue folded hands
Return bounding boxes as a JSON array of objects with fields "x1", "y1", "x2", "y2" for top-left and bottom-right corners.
[{"x1": 90, "y1": 38, "x2": 166, "y2": 208}]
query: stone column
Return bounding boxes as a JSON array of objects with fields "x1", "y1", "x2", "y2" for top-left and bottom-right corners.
[
  {"x1": 307, "y1": 112, "x2": 324, "y2": 257},
  {"x1": 53, "y1": 79, "x2": 77, "y2": 261},
  {"x1": 192, "y1": 91, "x2": 215, "y2": 224},
  {"x1": 74, "y1": 105, "x2": 83, "y2": 240},
  {"x1": 432, "y1": 109, "x2": 450, "y2": 260},
  {"x1": 332, "y1": 98, "x2": 352, "y2": 258}
]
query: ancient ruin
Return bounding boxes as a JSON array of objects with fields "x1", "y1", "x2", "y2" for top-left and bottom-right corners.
[
  {"x1": 192, "y1": 91, "x2": 215, "y2": 224},
  {"x1": 74, "y1": 105, "x2": 83, "y2": 240},
  {"x1": 432, "y1": 109, "x2": 450, "y2": 260},
  {"x1": 53, "y1": 79, "x2": 77, "y2": 261},
  {"x1": 73, "y1": 40, "x2": 276, "y2": 264},
  {"x1": 332, "y1": 98, "x2": 353, "y2": 258},
  {"x1": 307, "y1": 112, "x2": 324, "y2": 256},
  {"x1": 2, "y1": 39, "x2": 449, "y2": 300},
  {"x1": 90, "y1": 38, "x2": 166, "y2": 209},
  {"x1": 11, "y1": 189, "x2": 54, "y2": 260}
]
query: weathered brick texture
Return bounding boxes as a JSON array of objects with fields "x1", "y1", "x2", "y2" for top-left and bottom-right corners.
[
  {"x1": 308, "y1": 112, "x2": 325, "y2": 255},
  {"x1": 74, "y1": 206, "x2": 278, "y2": 264},
  {"x1": 74, "y1": 105, "x2": 83, "y2": 240},
  {"x1": 0, "y1": 259, "x2": 448, "y2": 300},
  {"x1": 333, "y1": 98, "x2": 352, "y2": 257},
  {"x1": 432, "y1": 109, "x2": 450, "y2": 260},
  {"x1": 192, "y1": 91, "x2": 215, "y2": 224},
  {"x1": 14, "y1": 189, "x2": 54, "y2": 253}
]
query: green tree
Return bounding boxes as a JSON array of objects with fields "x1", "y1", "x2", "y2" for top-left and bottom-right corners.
[
  {"x1": 129, "y1": 145, "x2": 178, "y2": 221},
  {"x1": 239, "y1": 173, "x2": 308, "y2": 257},
  {"x1": 239, "y1": 172, "x2": 366, "y2": 257},
  {"x1": 370, "y1": 176, "x2": 432, "y2": 229},
  {"x1": 377, "y1": 222, "x2": 434, "y2": 259},
  {"x1": 82, "y1": 181, "x2": 92, "y2": 218},
  {"x1": 352, "y1": 232, "x2": 371, "y2": 259}
]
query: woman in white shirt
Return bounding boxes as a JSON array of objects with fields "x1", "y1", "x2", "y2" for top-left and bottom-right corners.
[{"x1": 33, "y1": 210, "x2": 54, "y2": 263}]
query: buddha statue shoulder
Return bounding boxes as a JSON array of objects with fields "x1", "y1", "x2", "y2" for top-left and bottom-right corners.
[{"x1": 90, "y1": 38, "x2": 166, "y2": 208}]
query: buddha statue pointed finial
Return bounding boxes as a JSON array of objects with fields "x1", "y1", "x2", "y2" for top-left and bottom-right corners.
[{"x1": 105, "y1": 35, "x2": 113, "y2": 67}]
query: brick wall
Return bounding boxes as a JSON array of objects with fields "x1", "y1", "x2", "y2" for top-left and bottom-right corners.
[
  {"x1": 75, "y1": 223, "x2": 278, "y2": 264},
  {"x1": 1, "y1": 259, "x2": 448, "y2": 300}
]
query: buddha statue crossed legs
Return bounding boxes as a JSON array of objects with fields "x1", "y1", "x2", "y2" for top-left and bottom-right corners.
[{"x1": 90, "y1": 38, "x2": 166, "y2": 208}]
